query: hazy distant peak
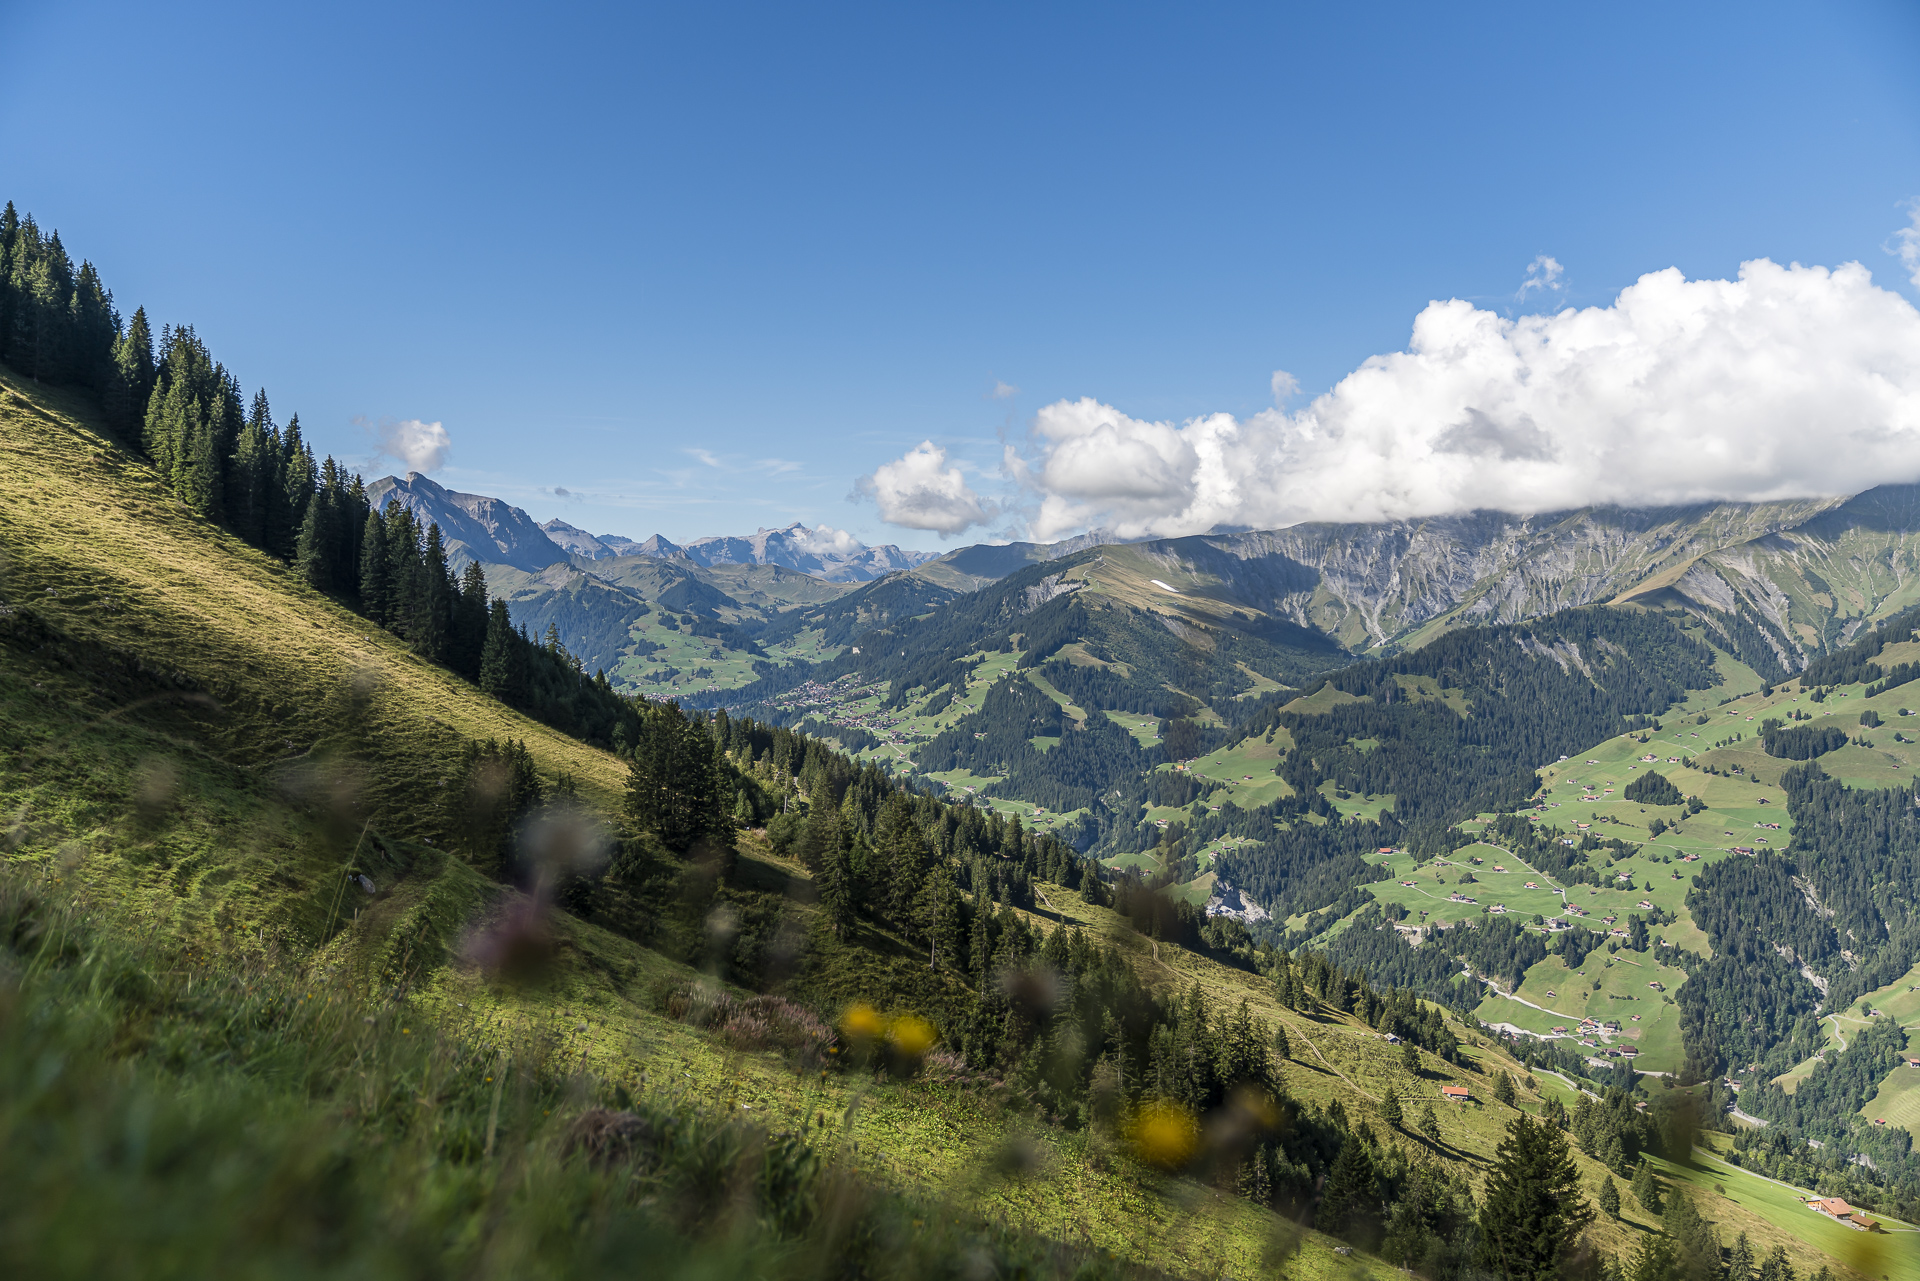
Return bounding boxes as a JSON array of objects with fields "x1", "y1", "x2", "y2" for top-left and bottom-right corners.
[
  {"x1": 615, "y1": 522, "x2": 935, "y2": 582},
  {"x1": 539, "y1": 518, "x2": 650, "y2": 560}
]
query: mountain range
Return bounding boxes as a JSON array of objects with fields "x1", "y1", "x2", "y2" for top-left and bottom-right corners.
[
  {"x1": 385, "y1": 466, "x2": 1920, "y2": 700},
  {"x1": 367, "y1": 472, "x2": 937, "y2": 583}
]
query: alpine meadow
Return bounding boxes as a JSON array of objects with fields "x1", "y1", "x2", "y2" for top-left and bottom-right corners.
[{"x1": 3, "y1": 11, "x2": 1920, "y2": 1279}]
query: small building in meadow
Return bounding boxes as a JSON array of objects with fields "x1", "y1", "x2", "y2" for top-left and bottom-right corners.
[{"x1": 1440, "y1": 1085, "x2": 1472, "y2": 1102}]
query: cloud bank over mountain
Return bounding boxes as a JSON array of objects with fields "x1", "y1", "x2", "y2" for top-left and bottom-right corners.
[{"x1": 867, "y1": 254, "x2": 1920, "y2": 542}]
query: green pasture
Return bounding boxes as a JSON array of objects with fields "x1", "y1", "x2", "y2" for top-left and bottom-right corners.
[
  {"x1": 1472, "y1": 950, "x2": 1688, "y2": 1074},
  {"x1": 1657, "y1": 1152, "x2": 1920, "y2": 1281},
  {"x1": 611, "y1": 613, "x2": 769, "y2": 694}
]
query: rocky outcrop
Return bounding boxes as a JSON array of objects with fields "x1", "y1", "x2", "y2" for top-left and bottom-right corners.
[
  {"x1": 366, "y1": 474, "x2": 567, "y2": 571},
  {"x1": 1110, "y1": 485, "x2": 1920, "y2": 658}
]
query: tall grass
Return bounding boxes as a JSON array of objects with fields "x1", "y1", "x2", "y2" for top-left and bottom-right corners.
[{"x1": 0, "y1": 868, "x2": 1156, "y2": 1280}]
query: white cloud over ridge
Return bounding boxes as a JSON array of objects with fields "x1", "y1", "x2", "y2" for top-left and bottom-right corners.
[
  {"x1": 373, "y1": 418, "x2": 452, "y2": 474},
  {"x1": 855, "y1": 440, "x2": 993, "y2": 536},
  {"x1": 788, "y1": 523, "x2": 864, "y2": 556},
  {"x1": 866, "y1": 255, "x2": 1920, "y2": 542}
]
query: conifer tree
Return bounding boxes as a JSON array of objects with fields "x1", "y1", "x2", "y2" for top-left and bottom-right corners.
[
  {"x1": 278, "y1": 416, "x2": 315, "y2": 557},
  {"x1": 1382, "y1": 1089, "x2": 1403, "y2": 1129},
  {"x1": 295, "y1": 491, "x2": 330, "y2": 591},
  {"x1": 358, "y1": 510, "x2": 390, "y2": 621},
  {"x1": 1419, "y1": 1101, "x2": 1440, "y2": 1143},
  {"x1": 0, "y1": 202, "x2": 17, "y2": 349},
  {"x1": 1272, "y1": 1022, "x2": 1290, "y2": 1061},
  {"x1": 968, "y1": 901, "x2": 992, "y2": 980},
  {"x1": 103, "y1": 306, "x2": 154, "y2": 435},
  {"x1": 478, "y1": 600, "x2": 521, "y2": 700},
  {"x1": 916, "y1": 863, "x2": 961, "y2": 968},
  {"x1": 1402, "y1": 1039, "x2": 1421, "y2": 1074},
  {"x1": 1726, "y1": 1232, "x2": 1754, "y2": 1281},
  {"x1": 1317, "y1": 1132, "x2": 1382, "y2": 1245},
  {"x1": 1630, "y1": 1158, "x2": 1663, "y2": 1214},
  {"x1": 1598, "y1": 1176, "x2": 1621, "y2": 1219},
  {"x1": 227, "y1": 391, "x2": 275, "y2": 544},
  {"x1": 1477, "y1": 1114, "x2": 1594, "y2": 1281},
  {"x1": 418, "y1": 524, "x2": 453, "y2": 663},
  {"x1": 1661, "y1": 1193, "x2": 1721, "y2": 1281},
  {"x1": 453, "y1": 560, "x2": 489, "y2": 679},
  {"x1": 175, "y1": 402, "x2": 225, "y2": 519},
  {"x1": 1494, "y1": 1070, "x2": 1517, "y2": 1106},
  {"x1": 1754, "y1": 1244, "x2": 1793, "y2": 1281}
]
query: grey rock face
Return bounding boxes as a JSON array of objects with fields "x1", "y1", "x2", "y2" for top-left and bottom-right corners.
[
  {"x1": 1125, "y1": 488, "x2": 1920, "y2": 660},
  {"x1": 539, "y1": 519, "x2": 649, "y2": 560},
  {"x1": 366, "y1": 474, "x2": 567, "y2": 571}
]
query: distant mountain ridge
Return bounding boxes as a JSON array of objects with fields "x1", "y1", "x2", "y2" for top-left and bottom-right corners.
[
  {"x1": 366, "y1": 470, "x2": 1920, "y2": 688},
  {"x1": 366, "y1": 473, "x2": 567, "y2": 571},
  {"x1": 541, "y1": 516, "x2": 934, "y2": 583},
  {"x1": 366, "y1": 475, "x2": 935, "y2": 584}
]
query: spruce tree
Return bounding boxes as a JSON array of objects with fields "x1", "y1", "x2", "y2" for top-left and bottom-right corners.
[
  {"x1": 454, "y1": 560, "x2": 489, "y2": 679},
  {"x1": 1629, "y1": 1159, "x2": 1663, "y2": 1214},
  {"x1": 1477, "y1": 1114, "x2": 1594, "y2": 1281},
  {"x1": 0, "y1": 202, "x2": 16, "y2": 350},
  {"x1": 1382, "y1": 1089, "x2": 1403, "y2": 1129},
  {"x1": 1402, "y1": 1039, "x2": 1421, "y2": 1074},
  {"x1": 1494, "y1": 1071, "x2": 1517, "y2": 1105},
  {"x1": 418, "y1": 524, "x2": 453, "y2": 663},
  {"x1": 1661, "y1": 1193, "x2": 1721, "y2": 1281},
  {"x1": 478, "y1": 600, "x2": 519, "y2": 700},
  {"x1": 1419, "y1": 1101, "x2": 1440, "y2": 1143},
  {"x1": 278, "y1": 417, "x2": 315, "y2": 558},
  {"x1": 1317, "y1": 1133, "x2": 1381, "y2": 1245},
  {"x1": 1726, "y1": 1232, "x2": 1754, "y2": 1281},
  {"x1": 357, "y1": 511, "x2": 390, "y2": 621},
  {"x1": 104, "y1": 306, "x2": 155, "y2": 436},
  {"x1": 1754, "y1": 1244, "x2": 1793, "y2": 1281},
  {"x1": 1273, "y1": 1022, "x2": 1291, "y2": 1061},
  {"x1": 295, "y1": 495, "x2": 330, "y2": 591},
  {"x1": 69, "y1": 260, "x2": 118, "y2": 388},
  {"x1": 228, "y1": 397, "x2": 274, "y2": 546},
  {"x1": 1598, "y1": 1176, "x2": 1620, "y2": 1219},
  {"x1": 916, "y1": 865, "x2": 961, "y2": 968},
  {"x1": 175, "y1": 402, "x2": 225, "y2": 519}
]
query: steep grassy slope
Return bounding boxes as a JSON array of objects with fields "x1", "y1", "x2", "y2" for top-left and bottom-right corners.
[{"x1": 0, "y1": 371, "x2": 1512, "y2": 1279}]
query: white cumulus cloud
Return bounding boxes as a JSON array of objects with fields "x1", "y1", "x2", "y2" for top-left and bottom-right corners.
[
  {"x1": 855, "y1": 441, "x2": 994, "y2": 536},
  {"x1": 999, "y1": 256, "x2": 1920, "y2": 542},
  {"x1": 1518, "y1": 254, "x2": 1565, "y2": 297},
  {"x1": 1895, "y1": 202, "x2": 1920, "y2": 288},
  {"x1": 788, "y1": 524, "x2": 865, "y2": 556},
  {"x1": 373, "y1": 418, "x2": 452, "y2": 474}
]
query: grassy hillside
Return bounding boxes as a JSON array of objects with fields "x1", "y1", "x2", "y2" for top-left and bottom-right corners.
[{"x1": 0, "y1": 371, "x2": 1547, "y2": 1278}]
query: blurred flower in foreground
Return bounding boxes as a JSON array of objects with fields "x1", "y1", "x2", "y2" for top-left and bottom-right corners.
[
  {"x1": 840, "y1": 1002, "x2": 884, "y2": 1045},
  {"x1": 461, "y1": 898, "x2": 557, "y2": 986},
  {"x1": 886, "y1": 1013, "x2": 936, "y2": 1059},
  {"x1": 1128, "y1": 1099, "x2": 1198, "y2": 1170}
]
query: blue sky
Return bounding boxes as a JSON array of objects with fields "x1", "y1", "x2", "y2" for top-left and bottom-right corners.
[{"x1": 5, "y1": 1, "x2": 1919, "y2": 550}]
